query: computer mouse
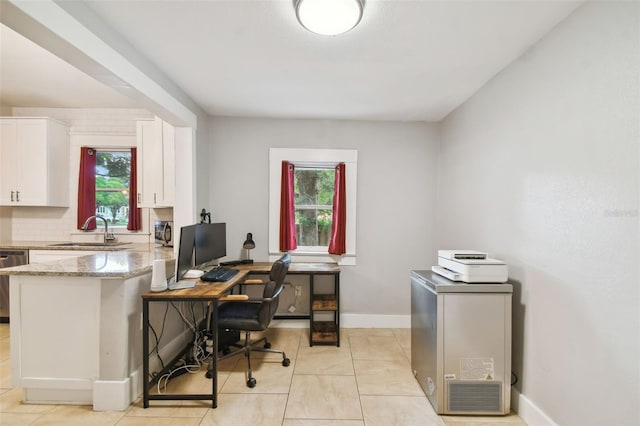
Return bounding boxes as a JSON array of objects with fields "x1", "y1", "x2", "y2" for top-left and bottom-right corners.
[{"x1": 184, "y1": 269, "x2": 204, "y2": 279}]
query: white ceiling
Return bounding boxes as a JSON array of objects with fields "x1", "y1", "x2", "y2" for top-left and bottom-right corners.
[{"x1": 1, "y1": 0, "x2": 582, "y2": 122}]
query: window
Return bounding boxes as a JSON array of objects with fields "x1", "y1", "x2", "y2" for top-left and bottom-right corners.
[
  {"x1": 95, "y1": 150, "x2": 131, "y2": 227},
  {"x1": 269, "y1": 148, "x2": 357, "y2": 265},
  {"x1": 295, "y1": 167, "x2": 335, "y2": 248}
]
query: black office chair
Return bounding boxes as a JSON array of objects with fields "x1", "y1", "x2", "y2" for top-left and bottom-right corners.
[{"x1": 215, "y1": 253, "x2": 291, "y2": 388}]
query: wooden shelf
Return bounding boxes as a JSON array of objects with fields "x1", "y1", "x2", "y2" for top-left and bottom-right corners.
[
  {"x1": 311, "y1": 322, "x2": 338, "y2": 344},
  {"x1": 312, "y1": 295, "x2": 337, "y2": 311}
]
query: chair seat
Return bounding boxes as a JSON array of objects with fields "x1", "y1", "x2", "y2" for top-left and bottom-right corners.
[{"x1": 218, "y1": 301, "x2": 265, "y2": 331}]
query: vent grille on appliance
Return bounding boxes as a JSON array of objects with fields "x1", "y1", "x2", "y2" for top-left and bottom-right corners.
[{"x1": 448, "y1": 381, "x2": 501, "y2": 413}]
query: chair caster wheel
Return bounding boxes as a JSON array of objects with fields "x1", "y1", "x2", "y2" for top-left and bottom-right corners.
[
  {"x1": 247, "y1": 377, "x2": 257, "y2": 388},
  {"x1": 205, "y1": 370, "x2": 214, "y2": 379},
  {"x1": 222, "y1": 347, "x2": 230, "y2": 355},
  {"x1": 282, "y1": 358, "x2": 291, "y2": 367},
  {"x1": 264, "y1": 342, "x2": 272, "y2": 349}
]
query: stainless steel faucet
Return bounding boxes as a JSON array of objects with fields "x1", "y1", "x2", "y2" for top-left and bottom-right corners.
[{"x1": 81, "y1": 215, "x2": 116, "y2": 244}]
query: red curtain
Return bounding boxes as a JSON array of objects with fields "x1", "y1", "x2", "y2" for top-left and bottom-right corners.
[
  {"x1": 328, "y1": 163, "x2": 346, "y2": 255},
  {"x1": 279, "y1": 161, "x2": 297, "y2": 251},
  {"x1": 127, "y1": 147, "x2": 141, "y2": 231},
  {"x1": 77, "y1": 147, "x2": 96, "y2": 230}
]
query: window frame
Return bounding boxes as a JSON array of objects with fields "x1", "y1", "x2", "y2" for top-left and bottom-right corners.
[{"x1": 269, "y1": 148, "x2": 357, "y2": 265}]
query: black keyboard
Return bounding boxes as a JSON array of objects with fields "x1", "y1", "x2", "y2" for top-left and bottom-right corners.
[{"x1": 201, "y1": 266, "x2": 239, "y2": 282}]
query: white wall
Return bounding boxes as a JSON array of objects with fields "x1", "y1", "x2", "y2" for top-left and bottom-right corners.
[
  {"x1": 438, "y1": 2, "x2": 639, "y2": 425},
  {"x1": 208, "y1": 117, "x2": 439, "y2": 325}
]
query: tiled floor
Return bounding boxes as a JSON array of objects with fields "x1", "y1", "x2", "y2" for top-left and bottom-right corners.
[{"x1": 0, "y1": 324, "x2": 527, "y2": 425}]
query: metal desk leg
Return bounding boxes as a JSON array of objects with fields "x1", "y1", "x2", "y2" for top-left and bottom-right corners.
[
  {"x1": 142, "y1": 299, "x2": 150, "y2": 408},
  {"x1": 212, "y1": 299, "x2": 218, "y2": 408}
]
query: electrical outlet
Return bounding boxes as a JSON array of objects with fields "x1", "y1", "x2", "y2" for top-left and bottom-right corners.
[{"x1": 288, "y1": 304, "x2": 296, "y2": 313}]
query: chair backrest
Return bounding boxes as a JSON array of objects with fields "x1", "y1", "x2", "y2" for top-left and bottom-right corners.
[{"x1": 259, "y1": 253, "x2": 291, "y2": 328}]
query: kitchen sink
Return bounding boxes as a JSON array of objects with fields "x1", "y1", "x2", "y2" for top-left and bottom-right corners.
[{"x1": 48, "y1": 242, "x2": 132, "y2": 248}]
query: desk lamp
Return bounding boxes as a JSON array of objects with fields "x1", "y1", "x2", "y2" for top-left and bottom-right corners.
[{"x1": 243, "y1": 233, "x2": 255, "y2": 264}]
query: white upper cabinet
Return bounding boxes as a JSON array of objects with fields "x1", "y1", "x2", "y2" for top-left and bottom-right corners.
[
  {"x1": 0, "y1": 118, "x2": 69, "y2": 207},
  {"x1": 136, "y1": 117, "x2": 175, "y2": 208}
]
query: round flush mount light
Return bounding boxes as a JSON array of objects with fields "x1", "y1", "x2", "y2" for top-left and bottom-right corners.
[{"x1": 295, "y1": 0, "x2": 364, "y2": 36}]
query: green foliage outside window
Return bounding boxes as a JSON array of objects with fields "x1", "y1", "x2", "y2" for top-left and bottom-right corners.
[
  {"x1": 295, "y1": 168, "x2": 335, "y2": 247},
  {"x1": 95, "y1": 151, "x2": 131, "y2": 226}
]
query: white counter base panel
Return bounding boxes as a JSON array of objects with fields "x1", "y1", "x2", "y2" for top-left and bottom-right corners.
[{"x1": 10, "y1": 274, "x2": 151, "y2": 411}]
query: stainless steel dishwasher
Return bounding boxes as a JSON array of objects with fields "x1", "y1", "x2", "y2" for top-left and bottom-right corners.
[{"x1": 0, "y1": 250, "x2": 29, "y2": 322}]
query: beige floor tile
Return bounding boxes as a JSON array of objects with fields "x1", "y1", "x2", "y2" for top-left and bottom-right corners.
[
  {"x1": 216, "y1": 353, "x2": 241, "y2": 373},
  {"x1": 345, "y1": 328, "x2": 395, "y2": 338},
  {"x1": 0, "y1": 324, "x2": 9, "y2": 339},
  {"x1": 349, "y1": 334, "x2": 408, "y2": 361},
  {"x1": 117, "y1": 417, "x2": 203, "y2": 426},
  {"x1": 283, "y1": 420, "x2": 364, "y2": 426},
  {"x1": 247, "y1": 328, "x2": 303, "y2": 361},
  {"x1": 0, "y1": 358, "x2": 12, "y2": 389},
  {"x1": 200, "y1": 393, "x2": 288, "y2": 426},
  {"x1": 441, "y1": 413, "x2": 528, "y2": 426},
  {"x1": 126, "y1": 396, "x2": 210, "y2": 418},
  {"x1": 285, "y1": 375, "x2": 362, "y2": 420},
  {"x1": 294, "y1": 345, "x2": 354, "y2": 376},
  {"x1": 392, "y1": 328, "x2": 411, "y2": 359},
  {"x1": 220, "y1": 357, "x2": 294, "y2": 394},
  {"x1": 361, "y1": 395, "x2": 445, "y2": 426},
  {"x1": 0, "y1": 411, "x2": 43, "y2": 425},
  {"x1": 0, "y1": 326, "x2": 530, "y2": 426},
  {"x1": 354, "y1": 358, "x2": 423, "y2": 396},
  {"x1": 298, "y1": 337, "x2": 351, "y2": 355},
  {"x1": 30, "y1": 404, "x2": 126, "y2": 425},
  {"x1": 0, "y1": 388, "x2": 57, "y2": 415},
  {"x1": 0, "y1": 337, "x2": 10, "y2": 361}
]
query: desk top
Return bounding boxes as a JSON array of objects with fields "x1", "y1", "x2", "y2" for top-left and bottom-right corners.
[
  {"x1": 239, "y1": 262, "x2": 340, "y2": 274},
  {"x1": 142, "y1": 262, "x2": 340, "y2": 300}
]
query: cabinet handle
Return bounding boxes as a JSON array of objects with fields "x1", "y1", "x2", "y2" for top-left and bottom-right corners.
[
  {"x1": 10, "y1": 191, "x2": 14, "y2": 202},
  {"x1": 154, "y1": 193, "x2": 157, "y2": 204},
  {"x1": 138, "y1": 193, "x2": 141, "y2": 204},
  {"x1": 16, "y1": 190, "x2": 19, "y2": 202}
]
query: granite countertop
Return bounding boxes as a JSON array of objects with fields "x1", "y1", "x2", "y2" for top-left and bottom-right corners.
[
  {"x1": 0, "y1": 242, "x2": 175, "y2": 279},
  {"x1": 0, "y1": 241, "x2": 140, "y2": 251}
]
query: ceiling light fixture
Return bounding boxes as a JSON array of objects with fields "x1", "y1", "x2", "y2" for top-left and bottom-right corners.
[{"x1": 295, "y1": 0, "x2": 364, "y2": 36}]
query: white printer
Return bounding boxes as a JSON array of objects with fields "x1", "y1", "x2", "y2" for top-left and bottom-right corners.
[{"x1": 432, "y1": 250, "x2": 508, "y2": 283}]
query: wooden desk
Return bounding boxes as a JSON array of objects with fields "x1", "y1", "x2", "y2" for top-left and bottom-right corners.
[
  {"x1": 141, "y1": 270, "x2": 247, "y2": 408},
  {"x1": 141, "y1": 262, "x2": 340, "y2": 408},
  {"x1": 241, "y1": 263, "x2": 341, "y2": 346}
]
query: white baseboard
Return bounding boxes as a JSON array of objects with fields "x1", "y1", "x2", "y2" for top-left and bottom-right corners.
[
  {"x1": 512, "y1": 387, "x2": 557, "y2": 426},
  {"x1": 270, "y1": 319, "x2": 308, "y2": 328},
  {"x1": 94, "y1": 379, "x2": 130, "y2": 411}
]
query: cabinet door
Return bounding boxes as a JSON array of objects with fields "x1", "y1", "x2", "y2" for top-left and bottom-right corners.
[
  {"x1": 0, "y1": 119, "x2": 19, "y2": 204},
  {"x1": 0, "y1": 119, "x2": 48, "y2": 205},
  {"x1": 136, "y1": 118, "x2": 175, "y2": 208},
  {"x1": 0, "y1": 118, "x2": 68, "y2": 207},
  {"x1": 158, "y1": 120, "x2": 175, "y2": 207},
  {"x1": 16, "y1": 120, "x2": 49, "y2": 205},
  {"x1": 136, "y1": 120, "x2": 158, "y2": 207}
]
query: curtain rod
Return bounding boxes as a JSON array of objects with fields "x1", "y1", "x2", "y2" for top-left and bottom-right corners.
[{"x1": 294, "y1": 161, "x2": 339, "y2": 169}]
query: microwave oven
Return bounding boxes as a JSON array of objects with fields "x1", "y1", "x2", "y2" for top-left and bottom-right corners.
[{"x1": 154, "y1": 221, "x2": 173, "y2": 247}]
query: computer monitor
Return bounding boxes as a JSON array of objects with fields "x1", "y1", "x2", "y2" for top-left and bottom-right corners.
[
  {"x1": 194, "y1": 223, "x2": 226, "y2": 267},
  {"x1": 175, "y1": 224, "x2": 197, "y2": 281}
]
